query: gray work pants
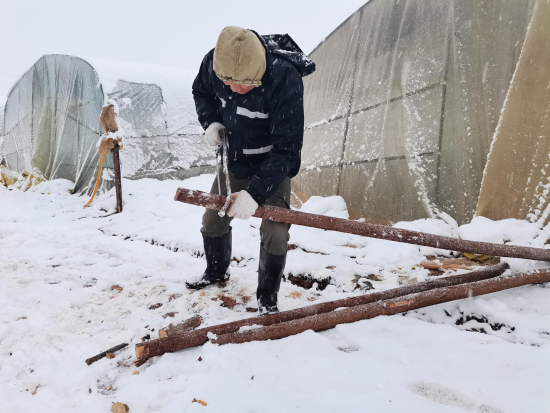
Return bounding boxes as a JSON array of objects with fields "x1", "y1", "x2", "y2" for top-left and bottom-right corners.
[{"x1": 201, "y1": 166, "x2": 291, "y2": 256}]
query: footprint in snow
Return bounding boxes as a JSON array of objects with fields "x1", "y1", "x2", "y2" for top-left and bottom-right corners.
[
  {"x1": 318, "y1": 327, "x2": 360, "y2": 353},
  {"x1": 412, "y1": 382, "x2": 503, "y2": 413}
]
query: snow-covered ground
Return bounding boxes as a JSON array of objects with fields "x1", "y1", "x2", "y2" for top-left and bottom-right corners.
[{"x1": 1, "y1": 175, "x2": 549, "y2": 412}]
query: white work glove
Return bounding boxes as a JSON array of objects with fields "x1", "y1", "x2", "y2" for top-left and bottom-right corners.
[
  {"x1": 227, "y1": 190, "x2": 259, "y2": 220},
  {"x1": 204, "y1": 122, "x2": 225, "y2": 146}
]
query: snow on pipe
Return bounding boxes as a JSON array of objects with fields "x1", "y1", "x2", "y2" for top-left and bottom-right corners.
[
  {"x1": 135, "y1": 262, "x2": 509, "y2": 360},
  {"x1": 174, "y1": 188, "x2": 550, "y2": 262}
]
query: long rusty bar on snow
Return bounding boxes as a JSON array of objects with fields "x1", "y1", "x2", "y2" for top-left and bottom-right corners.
[
  {"x1": 174, "y1": 188, "x2": 550, "y2": 262},
  {"x1": 136, "y1": 263, "x2": 509, "y2": 360},
  {"x1": 213, "y1": 269, "x2": 550, "y2": 346}
]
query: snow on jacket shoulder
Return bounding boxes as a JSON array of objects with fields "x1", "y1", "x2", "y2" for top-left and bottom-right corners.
[{"x1": 192, "y1": 32, "x2": 315, "y2": 205}]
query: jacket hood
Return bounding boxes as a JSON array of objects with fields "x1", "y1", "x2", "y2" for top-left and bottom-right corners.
[
  {"x1": 214, "y1": 26, "x2": 267, "y2": 86},
  {"x1": 250, "y1": 31, "x2": 316, "y2": 78}
]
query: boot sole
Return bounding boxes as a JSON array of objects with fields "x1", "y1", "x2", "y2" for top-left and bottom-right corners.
[{"x1": 186, "y1": 276, "x2": 230, "y2": 291}]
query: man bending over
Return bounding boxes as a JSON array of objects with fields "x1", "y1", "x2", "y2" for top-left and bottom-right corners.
[{"x1": 188, "y1": 26, "x2": 315, "y2": 315}]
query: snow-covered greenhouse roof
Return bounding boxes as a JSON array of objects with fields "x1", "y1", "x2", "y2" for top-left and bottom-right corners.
[{"x1": 1, "y1": 55, "x2": 212, "y2": 194}]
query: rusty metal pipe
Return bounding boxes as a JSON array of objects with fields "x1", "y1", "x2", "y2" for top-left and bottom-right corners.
[
  {"x1": 174, "y1": 188, "x2": 550, "y2": 262},
  {"x1": 135, "y1": 262, "x2": 509, "y2": 360}
]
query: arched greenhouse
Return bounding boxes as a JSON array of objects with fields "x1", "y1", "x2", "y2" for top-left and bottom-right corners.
[{"x1": 1, "y1": 54, "x2": 214, "y2": 194}]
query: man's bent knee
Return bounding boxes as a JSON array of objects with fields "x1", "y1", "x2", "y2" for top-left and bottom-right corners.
[
  {"x1": 201, "y1": 208, "x2": 232, "y2": 237},
  {"x1": 261, "y1": 220, "x2": 289, "y2": 255}
]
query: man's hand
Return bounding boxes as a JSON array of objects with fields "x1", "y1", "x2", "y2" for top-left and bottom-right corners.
[
  {"x1": 204, "y1": 122, "x2": 225, "y2": 146},
  {"x1": 227, "y1": 191, "x2": 259, "y2": 220}
]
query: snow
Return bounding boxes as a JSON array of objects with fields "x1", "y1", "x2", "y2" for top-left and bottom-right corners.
[
  {"x1": 1, "y1": 174, "x2": 549, "y2": 412},
  {"x1": 299, "y1": 195, "x2": 349, "y2": 219}
]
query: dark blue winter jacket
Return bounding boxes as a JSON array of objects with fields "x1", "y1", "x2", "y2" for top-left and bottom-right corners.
[{"x1": 192, "y1": 32, "x2": 315, "y2": 205}]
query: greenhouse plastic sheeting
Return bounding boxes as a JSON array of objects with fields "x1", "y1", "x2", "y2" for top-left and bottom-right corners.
[
  {"x1": 0, "y1": 98, "x2": 5, "y2": 154},
  {"x1": 294, "y1": 0, "x2": 538, "y2": 225},
  {"x1": 2, "y1": 55, "x2": 110, "y2": 194},
  {"x1": 477, "y1": 0, "x2": 550, "y2": 225},
  {"x1": 1, "y1": 55, "x2": 213, "y2": 195}
]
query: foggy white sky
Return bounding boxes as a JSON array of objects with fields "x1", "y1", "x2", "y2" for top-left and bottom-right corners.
[{"x1": 0, "y1": 0, "x2": 366, "y2": 97}]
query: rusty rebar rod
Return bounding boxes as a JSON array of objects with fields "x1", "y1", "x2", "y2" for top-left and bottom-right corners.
[
  {"x1": 174, "y1": 188, "x2": 550, "y2": 262},
  {"x1": 135, "y1": 263, "x2": 508, "y2": 360},
  {"x1": 212, "y1": 269, "x2": 550, "y2": 346},
  {"x1": 86, "y1": 342, "x2": 128, "y2": 365}
]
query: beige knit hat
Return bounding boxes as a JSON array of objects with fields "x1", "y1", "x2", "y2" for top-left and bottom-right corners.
[{"x1": 213, "y1": 26, "x2": 266, "y2": 86}]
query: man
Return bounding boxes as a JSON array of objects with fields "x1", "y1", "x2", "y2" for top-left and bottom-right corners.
[{"x1": 187, "y1": 26, "x2": 315, "y2": 315}]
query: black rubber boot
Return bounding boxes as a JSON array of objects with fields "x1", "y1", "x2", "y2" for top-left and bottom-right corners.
[
  {"x1": 257, "y1": 245, "x2": 286, "y2": 316},
  {"x1": 186, "y1": 229, "x2": 232, "y2": 290}
]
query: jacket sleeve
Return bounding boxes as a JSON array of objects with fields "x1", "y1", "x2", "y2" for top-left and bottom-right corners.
[
  {"x1": 192, "y1": 50, "x2": 223, "y2": 130},
  {"x1": 246, "y1": 67, "x2": 304, "y2": 205}
]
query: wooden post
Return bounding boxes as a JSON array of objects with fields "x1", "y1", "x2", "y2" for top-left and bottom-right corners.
[
  {"x1": 135, "y1": 263, "x2": 509, "y2": 360},
  {"x1": 174, "y1": 188, "x2": 550, "y2": 262},
  {"x1": 111, "y1": 142, "x2": 123, "y2": 213}
]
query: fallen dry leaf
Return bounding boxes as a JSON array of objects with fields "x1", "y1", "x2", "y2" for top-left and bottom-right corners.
[
  {"x1": 106, "y1": 353, "x2": 115, "y2": 359},
  {"x1": 192, "y1": 398, "x2": 207, "y2": 406},
  {"x1": 342, "y1": 243, "x2": 358, "y2": 248},
  {"x1": 168, "y1": 293, "x2": 182, "y2": 302},
  {"x1": 111, "y1": 402, "x2": 129, "y2": 413},
  {"x1": 211, "y1": 294, "x2": 238, "y2": 309},
  {"x1": 287, "y1": 291, "x2": 302, "y2": 299},
  {"x1": 162, "y1": 312, "x2": 178, "y2": 318},
  {"x1": 133, "y1": 370, "x2": 139, "y2": 375},
  {"x1": 148, "y1": 303, "x2": 163, "y2": 310},
  {"x1": 111, "y1": 285, "x2": 123, "y2": 293}
]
